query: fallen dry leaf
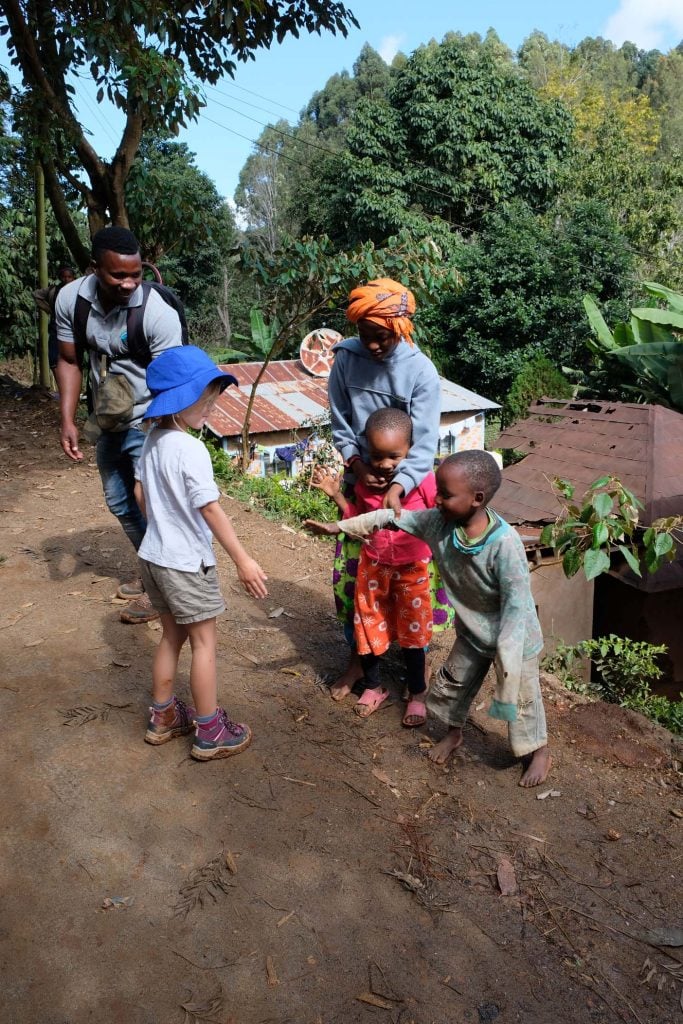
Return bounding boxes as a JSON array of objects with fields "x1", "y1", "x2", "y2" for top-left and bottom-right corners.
[
  {"x1": 23, "y1": 639, "x2": 44, "y2": 648},
  {"x1": 372, "y1": 768, "x2": 392, "y2": 787},
  {"x1": 266, "y1": 955, "x2": 279, "y2": 987},
  {"x1": 605, "y1": 829, "x2": 622, "y2": 841},
  {"x1": 356, "y1": 992, "x2": 394, "y2": 1010},
  {"x1": 276, "y1": 910, "x2": 295, "y2": 928},
  {"x1": 496, "y1": 856, "x2": 518, "y2": 896},
  {"x1": 111, "y1": 659, "x2": 132, "y2": 668},
  {"x1": 268, "y1": 607, "x2": 285, "y2": 618},
  {"x1": 225, "y1": 851, "x2": 238, "y2": 874},
  {"x1": 281, "y1": 668, "x2": 301, "y2": 677},
  {"x1": 233, "y1": 647, "x2": 259, "y2": 665}
]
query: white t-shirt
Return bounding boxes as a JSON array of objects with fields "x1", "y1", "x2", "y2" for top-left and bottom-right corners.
[{"x1": 136, "y1": 428, "x2": 220, "y2": 571}]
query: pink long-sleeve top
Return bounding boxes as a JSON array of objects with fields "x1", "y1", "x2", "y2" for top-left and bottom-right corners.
[{"x1": 343, "y1": 473, "x2": 435, "y2": 565}]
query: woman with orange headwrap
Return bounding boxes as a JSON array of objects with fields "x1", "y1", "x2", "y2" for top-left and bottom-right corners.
[{"x1": 322, "y1": 278, "x2": 450, "y2": 704}]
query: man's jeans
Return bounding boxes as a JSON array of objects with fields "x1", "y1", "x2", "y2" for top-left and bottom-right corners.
[{"x1": 96, "y1": 427, "x2": 147, "y2": 551}]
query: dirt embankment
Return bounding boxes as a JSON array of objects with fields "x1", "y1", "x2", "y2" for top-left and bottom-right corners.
[{"x1": 1, "y1": 375, "x2": 682, "y2": 1024}]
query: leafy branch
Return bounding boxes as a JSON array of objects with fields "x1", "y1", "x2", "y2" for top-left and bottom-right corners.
[{"x1": 539, "y1": 475, "x2": 682, "y2": 580}]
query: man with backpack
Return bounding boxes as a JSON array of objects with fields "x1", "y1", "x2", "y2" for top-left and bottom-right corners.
[{"x1": 55, "y1": 226, "x2": 185, "y2": 624}]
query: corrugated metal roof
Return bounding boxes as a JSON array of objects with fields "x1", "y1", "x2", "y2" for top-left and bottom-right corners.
[
  {"x1": 440, "y1": 378, "x2": 499, "y2": 412},
  {"x1": 207, "y1": 358, "x2": 498, "y2": 437},
  {"x1": 495, "y1": 398, "x2": 683, "y2": 527}
]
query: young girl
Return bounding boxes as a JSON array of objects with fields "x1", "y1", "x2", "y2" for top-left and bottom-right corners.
[
  {"x1": 314, "y1": 407, "x2": 440, "y2": 727},
  {"x1": 327, "y1": 278, "x2": 446, "y2": 699},
  {"x1": 134, "y1": 346, "x2": 268, "y2": 761},
  {"x1": 306, "y1": 451, "x2": 551, "y2": 788}
]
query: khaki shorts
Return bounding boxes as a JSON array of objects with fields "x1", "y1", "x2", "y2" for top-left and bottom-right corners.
[{"x1": 139, "y1": 558, "x2": 226, "y2": 625}]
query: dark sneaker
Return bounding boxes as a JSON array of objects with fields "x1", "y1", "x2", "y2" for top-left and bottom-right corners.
[
  {"x1": 117, "y1": 577, "x2": 144, "y2": 600},
  {"x1": 145, "y1": 697, "x2": 196, "y2": 745},
  {"x1": 191, "y1": 709, "x2": 252, "y2": 761},
  {"x1": 120, "y1": 592, "x2": 159, "y2": 624}
]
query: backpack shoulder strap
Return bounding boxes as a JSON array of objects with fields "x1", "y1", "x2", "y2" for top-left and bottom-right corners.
[
  {"x1": 73, "y1": 294, "x2": 93, "y2": 370},
  {"x1": 125, "y1": 281, "x2": 153, "y2": 368}
]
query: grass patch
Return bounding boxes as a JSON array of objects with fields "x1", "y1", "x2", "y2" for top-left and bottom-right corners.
[{"x1": 207, "y1": 442, "x2": 337, "y2": 529}]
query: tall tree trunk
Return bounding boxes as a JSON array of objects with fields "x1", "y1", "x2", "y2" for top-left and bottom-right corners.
[
  {"x1": 40, "y1": 157, "x2": 90, "y2": 270},
  {"x1": 34, "y1": 162, "x2": 50, "y2": 387}
]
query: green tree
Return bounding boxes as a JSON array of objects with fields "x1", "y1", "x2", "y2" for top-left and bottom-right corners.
[
  {"x1": 502, "y1": 355, "x2": 573, "y2": 427},
  {"x1": 303, "y1": 33, "x2": 573, "y2": 246},
  {"x1": 647, "y1": 49, "x2": 683, "y2": 157},
  {"x1": 234, "y1": 122, "x2": 295, "y2": 257},
  {"x1": 125, "y1": 136, "x2": 235, "y2": 268},
  {"x1": 440, "y1": 199, "x2": 634, "y2": 403},
  {"x1": 0, "y1": 0, "x2": 358, "y2": 263},
  {"x1": 535, "y1": 39, "x2": 683, "y2": 287},
  {"x1": 0, "y1": 76, "x2": 77, "y2": 359}
]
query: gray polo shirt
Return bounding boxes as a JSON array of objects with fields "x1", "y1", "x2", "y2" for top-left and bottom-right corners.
[{"x1": 55, "y1": 274, "x2": 183, "y2": 427}]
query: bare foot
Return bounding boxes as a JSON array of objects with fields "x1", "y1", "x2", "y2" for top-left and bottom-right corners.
[
  {"x1": 330, "y1": 681, "x2": 354, "y2": 702},
  {"x1": 428, "y1": 727, "x2": 463, "y2": 764},
  {"x1": 330, "y1": 651, "x2": 363, "y2": 702},
  {"x1": 519, "y1": 746, "x2": 552, "y2": 787}
]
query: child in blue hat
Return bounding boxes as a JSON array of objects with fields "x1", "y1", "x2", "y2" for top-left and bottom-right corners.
[{"x1": 134, "y1": 345, "x2": 268, "y2": 760}]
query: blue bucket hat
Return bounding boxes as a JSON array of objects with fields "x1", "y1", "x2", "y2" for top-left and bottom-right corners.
[{"x1": 144, "y1": 345, "x2": 238, "y2": 419}]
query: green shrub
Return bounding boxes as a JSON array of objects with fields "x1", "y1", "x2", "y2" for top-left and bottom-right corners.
[
  {"x1": 501, "y1": 354, "x2": 573, "y2": 427},
  {"x1": 206, "y1": 440, "x2": 337, "y2": 527},
  {"x1": 542, "y1": 634, "x2": 682, "y2": 735}
]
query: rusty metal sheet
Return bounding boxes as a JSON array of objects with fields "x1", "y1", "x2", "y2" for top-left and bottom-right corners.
[
  {"x1": 496, "y1": 399, "x2": 683, "y2": 530},
  {"x1": 209, "y1": 358, "x2": 495, "y2": 440}
]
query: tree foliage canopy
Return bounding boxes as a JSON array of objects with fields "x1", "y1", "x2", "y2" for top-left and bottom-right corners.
[{"x1": 0, "y1": 0, "x2": 358, "y2": 261}]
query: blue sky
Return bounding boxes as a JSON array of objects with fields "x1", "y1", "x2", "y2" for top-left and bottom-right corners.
[{"x1": 3, "y1": 0, "x2": 683, "y2": 202}]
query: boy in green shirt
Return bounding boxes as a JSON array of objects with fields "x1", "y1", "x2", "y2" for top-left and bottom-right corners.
[{"x1": 305, "y1": 450, "x2": 551, "y2": 787}]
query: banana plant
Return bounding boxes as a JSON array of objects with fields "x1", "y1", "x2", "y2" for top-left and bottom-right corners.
[
  {"x1": 583, "y1": 283, "x2": 683, "y2": 410},
  {"x1": 214, "y1": 307, "x2": 279, "y2": 363}
]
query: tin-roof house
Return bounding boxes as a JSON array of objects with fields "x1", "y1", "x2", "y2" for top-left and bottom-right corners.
[
  {"x1": 495, "y1": 398, "x2": 683, "y2": 686},
  {"x1": 206, "y1": 357, "x2": 499, "y2": 475}
]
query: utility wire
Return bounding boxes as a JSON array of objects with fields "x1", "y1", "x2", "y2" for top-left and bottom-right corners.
[{"x1": 4, "y1": 60, "x2": 679, "y2": 271}]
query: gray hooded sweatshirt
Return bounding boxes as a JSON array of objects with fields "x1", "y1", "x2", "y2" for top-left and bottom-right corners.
[{"x1": 327, "y1": 337, "x2": 441, "y2": 495}]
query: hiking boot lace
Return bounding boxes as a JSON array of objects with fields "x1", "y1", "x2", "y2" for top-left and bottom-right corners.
[{"x1": 217, "y1": 708, "x2": 244, "y2": 737}]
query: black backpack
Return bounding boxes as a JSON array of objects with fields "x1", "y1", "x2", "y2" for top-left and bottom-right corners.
[{"x1": 73, "y1": 280, "x2": 189, "y2": 370}]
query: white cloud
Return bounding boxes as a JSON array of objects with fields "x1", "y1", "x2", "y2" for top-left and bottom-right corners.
[
  {"x1": 378, "y1": 34, "x2": 405, "y2": 64},
  {"x1": 603, "y1": 0, "x2": 683, "y2": 49}
]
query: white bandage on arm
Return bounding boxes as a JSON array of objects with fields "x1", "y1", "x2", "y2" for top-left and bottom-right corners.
[{"x1": 337, "y1": 509, "x2": 396, "y2": 539}]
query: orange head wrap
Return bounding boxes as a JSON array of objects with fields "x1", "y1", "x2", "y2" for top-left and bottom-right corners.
[{"x1": 346, "y1": 278, "x2": 416, "y2": 344}]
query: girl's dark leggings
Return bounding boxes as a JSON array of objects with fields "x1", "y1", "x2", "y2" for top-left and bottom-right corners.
[{"x1": 360, "y1": 647, "x2": 426, "y2": 695}]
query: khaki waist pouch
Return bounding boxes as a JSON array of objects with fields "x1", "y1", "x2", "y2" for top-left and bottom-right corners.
[{"x1": 82, "y1": 370, "x2": 136, "y2": 443}]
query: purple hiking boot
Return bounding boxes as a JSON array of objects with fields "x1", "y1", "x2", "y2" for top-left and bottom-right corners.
[
  {"x1": 191, "y1": 708, "x2": 252, "y2": 761},
  {"x1": 145, "y1": 697, "x2": 196, "y2": 745}
]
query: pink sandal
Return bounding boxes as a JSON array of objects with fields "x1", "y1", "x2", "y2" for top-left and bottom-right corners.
[
  {"x1": 402, "y1": 698, "x2": 427, "y2": 728},
  {"x1": 354, "y1": 687, "x2": 390, "y2": 718}
]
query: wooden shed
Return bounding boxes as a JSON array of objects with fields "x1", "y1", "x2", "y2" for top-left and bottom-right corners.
[{"x1": 495, "y1": 399, "x2": 683, "y2": 688}]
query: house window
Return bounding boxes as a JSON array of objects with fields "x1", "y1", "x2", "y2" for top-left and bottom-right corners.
[{"x1": 438, "y1": 433, "x2": 455, "y2": 457}]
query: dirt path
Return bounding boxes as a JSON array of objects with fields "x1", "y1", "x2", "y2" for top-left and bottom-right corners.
[{"x1": 1, "y1": 375, "x2": 682, "y2": 1024}]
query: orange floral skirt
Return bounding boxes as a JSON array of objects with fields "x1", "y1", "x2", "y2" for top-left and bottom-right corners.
[{"x1": 353, "y1": 551, "x2": 433, "y2": 656}]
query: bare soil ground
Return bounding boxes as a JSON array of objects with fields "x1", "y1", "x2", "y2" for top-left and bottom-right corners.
[{"x1": 1, "y1": 373, "x2": 682, "y2": 1024}]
